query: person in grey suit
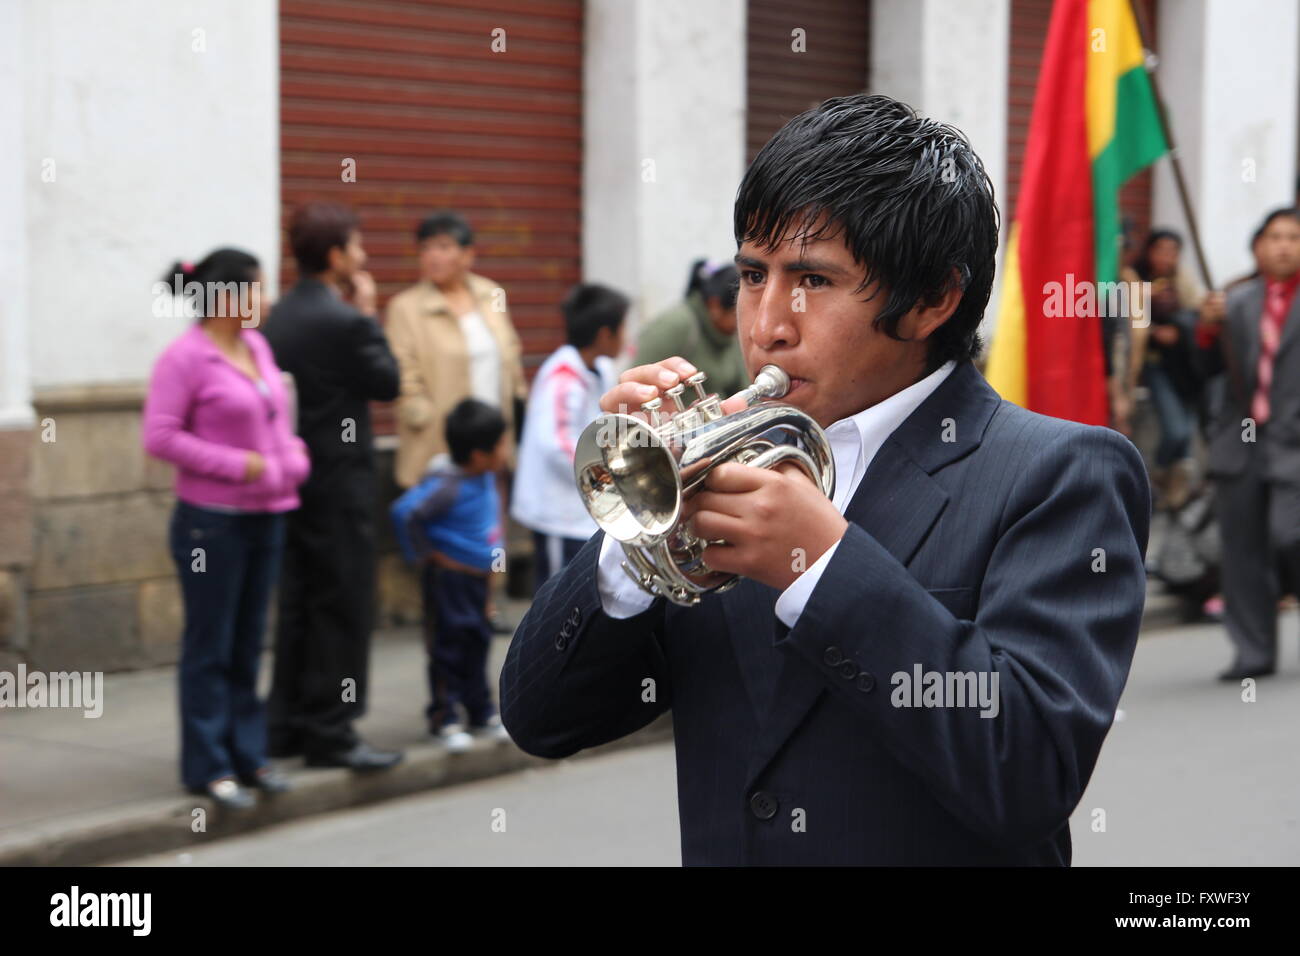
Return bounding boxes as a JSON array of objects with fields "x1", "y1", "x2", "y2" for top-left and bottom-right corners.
[
  {"x1": 501, "y1": 94, "x2": 1150, "y2": 865},
  {"x1": 1200, "y1": 207, "x2": 1300, "y2": 680}
]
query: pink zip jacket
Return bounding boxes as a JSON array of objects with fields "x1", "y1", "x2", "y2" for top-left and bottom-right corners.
[{"x1": 143, "y1": 324, "x2": 310, "y2": 512}]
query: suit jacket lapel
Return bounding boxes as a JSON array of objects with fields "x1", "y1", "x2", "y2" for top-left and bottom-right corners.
[
  {"x1": 1234, "y1": 280, "x2": 1265, "y2": 399},
  {"x1": 742, "y1": 360, "x2": 1000, "y2": 790}
]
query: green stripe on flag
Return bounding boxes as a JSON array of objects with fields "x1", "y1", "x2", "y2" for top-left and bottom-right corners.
[{"x1": 1092, "y1": 63, "x2": 1168, "y2": 284}]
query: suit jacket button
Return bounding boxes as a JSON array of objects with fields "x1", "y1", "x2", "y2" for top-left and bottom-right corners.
[
  {"x1": 838, "y1": 660, "x2": 859, "y2": 680},
  {"x1": 822, "y1": 646, "x2": 843, "y2": 667},
  {"x1": 749, "y1": 791, "x2": 778, "y2": 820},
  {"x1": 856, "y1": 672, "x2": 876, "y2": 693},
  {"x1": 555, "y1": 633, "x2": 568, "y2": 651},
  {"x1": 567, "y1": 607, "x2": 582, "y2": 628}
]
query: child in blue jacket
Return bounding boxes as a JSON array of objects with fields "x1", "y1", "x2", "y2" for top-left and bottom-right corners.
[{"x1": 392, "y1": 399, "x2": 509, "y2": 751}]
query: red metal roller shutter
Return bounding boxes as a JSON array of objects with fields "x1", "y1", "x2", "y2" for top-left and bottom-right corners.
[
  {"x1": 1007, "y1": 0, "x2": 1158, "y2": 261},
  {"x1": 746, "y1": 0, "x2": 872, "y2": 163},
  {"x1": 279, "y1": 0, "x2": 584, "y2": 424}
]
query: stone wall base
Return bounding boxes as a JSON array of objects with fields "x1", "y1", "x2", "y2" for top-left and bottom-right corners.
[{"x1": 12, "y1": 389, "x2": 536, "y2": 673}]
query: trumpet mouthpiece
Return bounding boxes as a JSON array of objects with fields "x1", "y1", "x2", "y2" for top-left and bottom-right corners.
[{"x1": 743, "y1": 365, "x2": 791, "y2": 405}]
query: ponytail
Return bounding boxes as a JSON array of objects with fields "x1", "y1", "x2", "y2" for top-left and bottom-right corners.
[
  {"x1": 683, "y1": 257, "x2": 710, "y2": 299},
  {"x1": 158, "y1": 248, "x2": 260, "y2": 318},
  {"x1": 686, "y1": 259, "x2": 739, "y2": 311}
]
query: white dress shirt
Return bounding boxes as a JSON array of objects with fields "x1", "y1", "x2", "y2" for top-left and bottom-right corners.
[{"x1": 595, "y1": 360, "x2": 958, "y2": 624}]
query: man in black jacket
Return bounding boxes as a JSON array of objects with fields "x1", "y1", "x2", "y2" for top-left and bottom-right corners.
[
  {"x1": 264, "y1": 202, "x2": 404, "y2": 770},
  {"x1": 501, "y1": 95, "x2": 1150, "y2": 865}
]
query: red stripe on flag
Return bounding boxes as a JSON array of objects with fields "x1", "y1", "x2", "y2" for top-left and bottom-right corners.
[{"x1": 1016, "y1": 0, "x2": 1108, "y2": 425}]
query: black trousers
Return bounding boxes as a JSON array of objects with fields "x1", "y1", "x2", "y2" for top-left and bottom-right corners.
[
  {"x1": 421, "y1": 564, "x2": 494, "y2": 730},
  {"x1": 1215, "y1": 432, "x2": 1300, "y2": 671},
  {"x1": 268, "y1": 464, "x2": 376, "y2": 757}
]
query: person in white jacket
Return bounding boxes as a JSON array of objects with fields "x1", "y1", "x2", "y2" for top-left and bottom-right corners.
[{"x1": 512, "y1": 283, "x2": 628, "y2": 588}]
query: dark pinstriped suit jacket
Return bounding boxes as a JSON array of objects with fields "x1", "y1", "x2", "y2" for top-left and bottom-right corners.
[{"x1": 501, "y1": 360, "x2": 1150, "y2": 865}]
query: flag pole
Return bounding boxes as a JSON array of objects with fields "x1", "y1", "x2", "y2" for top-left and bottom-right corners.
[{"x1": 1129, "y1": 0, "x2": 1215, "y2": 289}]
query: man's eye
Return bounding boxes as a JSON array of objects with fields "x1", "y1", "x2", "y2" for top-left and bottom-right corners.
[
  {"x1": 802, "y1": 274, "x2": 829, "y2": 289},
  {"x1": 740, "y1": 270, "x2": 765, "y2": 285}
]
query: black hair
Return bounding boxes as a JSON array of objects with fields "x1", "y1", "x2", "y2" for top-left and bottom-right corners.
[
  {"x1": 1133, "y1": 228, "x2": 1183, "y2": 280},
  {"x1": 289, "y1": 202, "x2": 359, "y2": 274},
  {"x1": 734, "y1": 93, "x2": 999, "y2": 372},
  {"x1": 446, "y1": 398, "x2": 507, "y2": 465},
  {"x1": 416, "y1": 210, "x2": 474, "y2": 247},
  {"x1": 562, "y1": 283, "x2": 629, "y2": 349},
  {"x1": 684, "y1": 259, "x2": 740, "y2": 310},
  {"x1": 1255, "y1": 206, "x2": 1300, "y2": 245},
  {"x1": 159, "y1": 248, "x2": 260, "y2": 319}
]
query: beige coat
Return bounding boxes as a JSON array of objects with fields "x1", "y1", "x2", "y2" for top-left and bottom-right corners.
[{"x1": 385, "y1": 274, "x2": 527, "y2": 488}]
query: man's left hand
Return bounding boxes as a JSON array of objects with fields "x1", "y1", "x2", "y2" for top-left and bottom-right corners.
[{"x1": 687, "y1": 462, "x2": 848, "y2": 592}]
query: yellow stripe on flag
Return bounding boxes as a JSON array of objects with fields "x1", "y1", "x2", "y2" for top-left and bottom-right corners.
[
  {"x1": 1085, "y1": 0, "x2": 1147, "y2": 158},
  {"x1": 984, "y1": 224, "x2": 1028, "y2": 407}
]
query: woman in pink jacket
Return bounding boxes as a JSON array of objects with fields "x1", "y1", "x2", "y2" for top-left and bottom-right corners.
[{"x1": 143, "y1": 248, "x2": 310, "y2": 809}]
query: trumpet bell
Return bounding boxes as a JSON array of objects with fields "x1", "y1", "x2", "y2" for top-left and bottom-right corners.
[{"x1": 574, "y1": 414, "x2": 682, "y2": 544}]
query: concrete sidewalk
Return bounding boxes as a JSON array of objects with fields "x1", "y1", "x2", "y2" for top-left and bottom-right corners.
[
  {"x1": 1, "y1": 580, "x2": 1182, "y2": 867},
  {"x1": 0, "y1": 597, "x2": 671, "y2": 866}
]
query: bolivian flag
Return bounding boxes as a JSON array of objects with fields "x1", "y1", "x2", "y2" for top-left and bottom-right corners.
[{"x1": 985, "y1": 0, "x2": 1167, "y2": 424}]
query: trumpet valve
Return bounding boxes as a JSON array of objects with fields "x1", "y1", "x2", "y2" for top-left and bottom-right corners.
[
  {"x1": 686, "y1": 371, "x2": 709, "y2": 404},
  {"x1": 640, "y1": 396, "x2": 663, "y2": 427},
  {"x1": 666, "y1": 383, "x2": 688, "y2": 413}
]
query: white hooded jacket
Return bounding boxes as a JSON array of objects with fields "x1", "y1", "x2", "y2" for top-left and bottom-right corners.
[{"x1": 510, "y1": 344, "x2": 617, "y2": 539}]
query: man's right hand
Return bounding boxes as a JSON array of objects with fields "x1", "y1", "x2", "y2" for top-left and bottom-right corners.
[
  {"x1": 346, "y1": 270, "x2": 379, "y2": 317},
  {"x1": 1200, "y1": 290, "x2": 1226, "y2": 324},
  {"x1": 244, "y1": 451, "x2": 267, "y2": 482},
  {"x1": 600, "y1": 357, "x2": 749, "y2": 418}
]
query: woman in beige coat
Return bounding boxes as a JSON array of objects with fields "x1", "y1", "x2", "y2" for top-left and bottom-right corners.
[{"x1": 386, "y1": 212, "x2": 527, "y2": 490}]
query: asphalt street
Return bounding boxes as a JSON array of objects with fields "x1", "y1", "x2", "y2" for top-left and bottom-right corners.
[{"x1": 119, "y1": 616, "x2": 1300, "y2": 866}]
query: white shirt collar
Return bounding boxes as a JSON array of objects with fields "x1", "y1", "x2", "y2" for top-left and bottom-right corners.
[{"x1": 824, "y1": 360, "x2": 958, "y2": 511}]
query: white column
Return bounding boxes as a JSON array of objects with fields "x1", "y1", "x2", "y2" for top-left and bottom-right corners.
[
  {"x1": 0, "y1": 0, "x2": 33, "y2": 429},
  {"x1": 1153, "y1": 0, "x2": 1298, "y2": 287},
  {"x1": 871, "y1": 0, "x2": 1010, "y2": 331},
  {"x1": 583, "y1": 0, "x2": 747, "y2": 340}
]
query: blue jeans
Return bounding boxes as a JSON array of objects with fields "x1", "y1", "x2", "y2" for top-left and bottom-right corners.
[
  {"x1": 1143, "y1": 363, "x2": 1194, "y2": 467},
  {"x1": 170, "y1": 502, "x2": 285, "y2": 790}
]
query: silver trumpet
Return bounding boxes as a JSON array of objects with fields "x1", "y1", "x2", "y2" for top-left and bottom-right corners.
[{"x1": 574, "y1": 365, "x2": 834, "y2": 606}]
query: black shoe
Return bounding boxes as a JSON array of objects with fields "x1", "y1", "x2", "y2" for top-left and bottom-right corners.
[
  {"x1": 267, "y1": 735, "x2": 303, "y2": 759},
  {"x1": 304, "y1": 741, "x2": 404, "y2": 771},
  {"x1": 188, "y1": 777, "x2": 257, "y2": 810},
  {"x1": 1217, "y1": 664, "x2": 1275, "y2": 681},
  {"x1": 240, "y1": 767, "x2": 293, "y2": 793}
]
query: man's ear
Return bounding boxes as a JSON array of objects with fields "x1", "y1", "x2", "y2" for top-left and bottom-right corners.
[
  {"x1": 326, "y1": 244, "x2": 346, "y2": 275},
  {"x1": 901, "y1": 268, "x2": 965, "y2": 342}
]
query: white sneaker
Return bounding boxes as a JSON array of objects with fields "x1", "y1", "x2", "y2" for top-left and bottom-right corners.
[
  {"x1": 471, "y1": 715, "x2": 511, "y2": 742},
  {"x1": 438, "y1": 723, "x2": 474, "y2": 753}
]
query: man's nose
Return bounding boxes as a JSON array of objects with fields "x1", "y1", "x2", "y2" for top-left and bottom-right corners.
[{"x1": 749, "y1": 281, "x2": 798, "y2": 350}]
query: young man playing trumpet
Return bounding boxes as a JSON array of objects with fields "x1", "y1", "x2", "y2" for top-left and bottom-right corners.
[{"x1": 501, "y1": 93, "x2": 1150, "y2": 865}]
